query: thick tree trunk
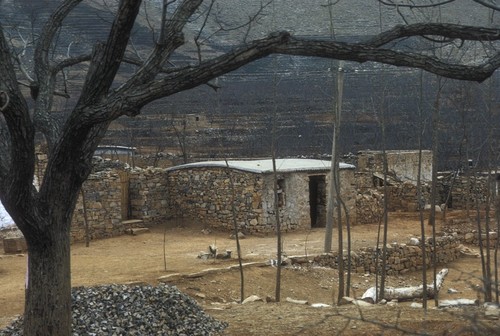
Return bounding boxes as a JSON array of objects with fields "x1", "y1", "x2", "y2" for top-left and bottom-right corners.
[{"x1": 24, "y1": 222, "x2": 72, "y2": 335}]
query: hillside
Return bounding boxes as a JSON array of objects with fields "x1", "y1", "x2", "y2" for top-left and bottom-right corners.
[{"x1": 1, "y1": 0, "x2": 499, "y2": 169}]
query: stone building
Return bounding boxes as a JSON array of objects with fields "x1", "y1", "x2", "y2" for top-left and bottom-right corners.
[
  {"x1": 355, "y1": 150, "x2": 433, "y2": 213},
  {"x1": 166, "y1": 159, "x2": 356, "y2": 233},
  {"x1": 357, "y1": 150, "x2": 433, "y2": 184}
]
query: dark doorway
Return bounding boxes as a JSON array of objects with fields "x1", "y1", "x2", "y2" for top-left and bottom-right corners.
[{"x1": 309, "y1": 175, "x2": 326, "y2": 228}]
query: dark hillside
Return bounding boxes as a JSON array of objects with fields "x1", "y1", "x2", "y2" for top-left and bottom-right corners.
[{"x1": 1, "y1": 0, "x2": 499, "y2": 169}]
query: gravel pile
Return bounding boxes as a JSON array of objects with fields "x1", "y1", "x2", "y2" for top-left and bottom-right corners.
[{"x1": 1, "y1": 284, "x2": 227, "y2": 336}]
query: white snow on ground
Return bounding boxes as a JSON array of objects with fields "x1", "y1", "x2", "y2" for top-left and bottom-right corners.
[{"x1": 0, "y1": 201, "x2": 14, "y2": 228}]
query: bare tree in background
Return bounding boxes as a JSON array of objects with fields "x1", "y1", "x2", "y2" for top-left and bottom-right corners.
[{"x1": 0, "y1": 0, "x2": 499, "y2": 334}]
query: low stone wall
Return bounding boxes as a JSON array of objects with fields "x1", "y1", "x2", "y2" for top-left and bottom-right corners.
[
  {"x1": 443, "y1": 218, "x2": 499, "y2": 247},
  {"x1": 311, "y1": 235, "x2": 461, "y2": 275},
  {"x1": 464, "y1": 231, "x2": 499, "y2": 246}
]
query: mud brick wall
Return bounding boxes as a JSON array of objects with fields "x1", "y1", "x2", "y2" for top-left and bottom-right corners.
[
  {"x1": 72, "y1": 170, "x2": 123, "y2": 242},
  {"x1": 313, "y1": 235, "x2": 461, "y2": 275},
  {"x1": 129, "y1": 168, "x2": 170, "y2": 225}
]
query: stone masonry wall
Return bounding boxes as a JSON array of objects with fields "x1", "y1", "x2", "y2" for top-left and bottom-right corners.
[
  {"x1": 167, "y1": 167, "x2": 264, "y2": 232},
  {"x1": 167, "y1": 167, "x2": 357, "y2": 233},
  {"x1": 72, "y1": 170, "x2": 123, "y2": 242},
  {"x1": 438, "y1": 174, "x2": 490, "y2": 210},
  {"x1": 312, "y1": 235, "x2": 461, "y2": 275},
  {"x1": 129, "y1": 168, "x2": 170, "y2": 225},
  {"x1": 357, "y1": 150, "x2": 433, "y2": 183},
  {"x1": 71, "y1": 167, "x2": 170, "y2": 242}
]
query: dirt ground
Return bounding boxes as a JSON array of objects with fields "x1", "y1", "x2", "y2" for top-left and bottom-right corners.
[{"x1": 0, "y1": 211, "x2": 498, "y2": 335}]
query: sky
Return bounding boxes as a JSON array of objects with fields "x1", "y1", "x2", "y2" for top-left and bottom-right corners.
[{"x1": 0, "y1": 201, "x2": 14, "y2": 228}]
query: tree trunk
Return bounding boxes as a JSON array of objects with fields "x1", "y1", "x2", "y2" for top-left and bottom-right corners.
[
  {"x1": 362, "y1": 269, "x2": 449, "y2": 302},
  {"x1": 24, "y1": 222, "x2": 72, "y2": 335}
]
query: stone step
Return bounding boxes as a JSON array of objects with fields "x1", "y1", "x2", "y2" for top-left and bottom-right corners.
[
  {"x1": 121, "y1": 219, "x2": 144, "y2": 226},
  {"x1": 125, "y1": 227, "x2": 150, "y2": 236}
]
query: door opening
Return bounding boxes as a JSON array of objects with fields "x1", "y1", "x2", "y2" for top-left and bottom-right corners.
[{"x1": 309, "y1": 175, "x2": 326, "y2": 228}]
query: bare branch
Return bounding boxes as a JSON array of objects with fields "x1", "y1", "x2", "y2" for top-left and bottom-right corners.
[
  {"x1": 365, "y1": 23, "x2": 500, "y2": 47},
  {"x1": 124, "y1": 26, "x2": 499, "y2": 107},
  {"x1": 194, "y1": 0, "x2": 216, "y2": 63},
  {"x1": 378, "y1": 0, "x2": 457, "y2": 8},
  {"x1": 275, "y1": 36, "x2": 499, "y2": 81},
  {"x1": 0, "y1": 91, "x2": 10, "y2": 112},
  {"x1": 473, "y1": 0, "x2": 500, "y2": 11},
  {"x1": 117, "y1": 0, "x2": 203, "y2": 90},
  {"x1": 34, "y1": 0, "x2": 84, "y2": 79},
  {"x1": 77, "y1": 0, "x2": 142, "y2": 106},
  {"x1": 53, "y1": 54, "x2": 92, "y2": 73}
]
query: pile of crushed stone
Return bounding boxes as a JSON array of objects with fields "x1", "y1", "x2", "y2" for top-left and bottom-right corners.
[{"x1": 0, "y1": 284, "x2": 227, "y2": 336}]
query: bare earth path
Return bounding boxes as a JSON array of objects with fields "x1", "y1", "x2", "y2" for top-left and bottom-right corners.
[{"x1": 0, "y1": 212, "x2": 497, "y2": 335}]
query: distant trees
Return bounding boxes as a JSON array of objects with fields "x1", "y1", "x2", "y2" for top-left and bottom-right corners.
[{"x1": 0, "y1": 1, "x2": 499, "y2": 334}]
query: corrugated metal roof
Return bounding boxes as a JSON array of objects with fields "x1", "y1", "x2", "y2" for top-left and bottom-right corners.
[{"x1": 167, "y1": 159, "x2": 355, "y2": 174}]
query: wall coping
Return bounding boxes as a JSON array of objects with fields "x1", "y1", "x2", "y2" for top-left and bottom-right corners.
[{"x1": 166, "y1": 158, "x2": 355, "y2": 174}]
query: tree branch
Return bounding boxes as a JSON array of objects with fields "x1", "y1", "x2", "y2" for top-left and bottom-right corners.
[
  {"x1": 33, "y1": 0, "x2": 84, "y2": 149},
  {"x1": 472, "y1": 0, "x2": 500, "y2": 11},
  {"x1": 275, "y1": 36, "x2": 499, "y2": 81},
  {"x1": 377, "y1": 0, "x2": 457, "y2": 8},
  {"x1": 123, "y1": 25, "x2": 498, "y2": 109},
  {"x1": 0, "y1": 26, "x2": 36, "y2": 220},
  {"x1": 77, "y1": 0, "x2": 142, "y2": 106},
  {"x1": 364, "y1": 23, "x2": 500, "y2": 48},
  {"x1": 0, "y1": 91, "x2": 10, "y2": 111},
  {"x1": 119, "y1": 0, "x2": 203, "y2": 91}
]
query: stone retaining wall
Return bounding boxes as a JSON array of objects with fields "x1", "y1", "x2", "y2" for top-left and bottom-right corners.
[{"x1": 311, "y1": 235, "x2": 461, "y2": 275}]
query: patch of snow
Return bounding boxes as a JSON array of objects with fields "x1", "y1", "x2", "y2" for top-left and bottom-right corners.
[{"x1": 0, "y1": 201, "x2": 14, "y2": 228}]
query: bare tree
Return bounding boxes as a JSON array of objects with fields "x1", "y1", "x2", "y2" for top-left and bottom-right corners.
[{"x1": 0, "y1": 0, "x2": 499, "y2": 334}]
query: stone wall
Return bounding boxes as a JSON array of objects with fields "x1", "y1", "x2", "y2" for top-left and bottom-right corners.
[
  {"x1": 129, "y1": 168, "x2": 170, "y2": 225},
  {"x1": 386, "y1": 182, "x2": 430, "y2": 212},
  {"x1": 72, "y1": 170, "x2": 123, "y2": 242},
  {"x1": 167, "y1": 167, "x2": 264, "y2": 232},
  {"x1": 354, "y1": 152, "x2": 433, "y2": 216},
  {"x1": 357, "y1": 150, "x2": 433, "y2": 183},
  {"x1": 438, "y1": 173, "x2": 490, "y2": 210},
  {"x1": 356, "y1": 189, "x2": 384, "y2": 224},
  {"x1": 71, "y1": 167, "x2": 170, "y2": 242},
  {"x1": 167, "y1": 166, "x2": 357, "y2": 233},
  {"x1": 312, "y1": 235, "x2": 461, "y2": 275}
]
